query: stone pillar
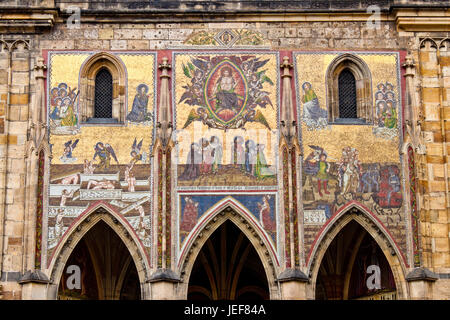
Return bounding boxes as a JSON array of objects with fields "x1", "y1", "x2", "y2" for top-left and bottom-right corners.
[
  {"x1": 406, "y1": 267, "x2": 438, "y2": 299},
  {"x1": 148, "y1": 269, "x2": 180, "y2": 300},
  {"x1": 18, "y1": 270, "x2": 50, "y2": 300},
  {"x1": 150, "y1": 57, "x2": 179, "y2": 299},
  {"x1": 278, "y1": 269, "x2": 309, "y2": 300}
]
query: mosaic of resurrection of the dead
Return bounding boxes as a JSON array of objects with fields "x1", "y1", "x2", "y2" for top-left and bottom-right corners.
[{"x1": 46, "y1": 52, "x2": 156, "y2": 263}]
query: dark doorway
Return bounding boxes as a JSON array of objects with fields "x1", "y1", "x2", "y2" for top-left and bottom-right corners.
[
  {"x1": 315, "y1": 220, "x2": 396, "y2": 300},
  {"x1": 58, "y1": 221, "x2": 141, "y2": 300},
  {"x1": 188, "y1": 220, "x2": 269, "y2": 300}
]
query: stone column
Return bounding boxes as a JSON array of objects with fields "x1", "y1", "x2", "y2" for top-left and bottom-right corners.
[
  {"x1": 149, "y1": 57, "x2": 179, "y2": 299},
  {"x1": 278, "y1": 56, "x2": 308, "y2": 299}
]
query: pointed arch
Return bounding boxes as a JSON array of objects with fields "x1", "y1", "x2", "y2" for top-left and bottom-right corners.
[
  {"x1": 177, "y1": 199, "x2": 280, "y2": 299},
  {"x1": 326, "y1": 53, "x2": 373, "y2": 123},
  {"x1": 79, "y1": 52, "x2": 127, "y2": 123},
  {"x1": 46, "y1": 202, "x2": 150, "y2": 299},
  {"x1": 439, "y1": 38, "x2": 450, "y2": 52},
  {"x1": 419, "y1": 38, "x2": 438, "y2": 51},
  {"x1": 307, "y1": 201, "x2": 409, "y2": 299}
]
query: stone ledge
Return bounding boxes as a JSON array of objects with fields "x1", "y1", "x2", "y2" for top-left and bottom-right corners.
[
  {"x1": 148, "y1": 269, "x2": 181, "y2": 283},
  {"x1": 18, "y1": 270, "x2": 50, "y2": 284},
  {"x1": 277, "y1": 268, "x2": 309, "y2": 282},
  {"x1": 406, "y1": 267, "x2": 439, "y2": 282}
]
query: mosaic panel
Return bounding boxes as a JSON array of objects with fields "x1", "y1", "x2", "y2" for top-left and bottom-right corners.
[
  {"x1": 46, "y1": 52, "x2": 156, "y2": 265},
  {"x1": 177, "y1": 193, "x2": 278, "y2": 256},
  {"x1": 173, "y1": 52, "x2": 280, "y2": 189},
  {"x1": 293, "y1": 52, "x2": 407, "y2": 261}
]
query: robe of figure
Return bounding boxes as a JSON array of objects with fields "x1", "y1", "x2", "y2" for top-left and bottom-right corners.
[
  {"x1": 127, "y1": 92, "x2": 149, "y2": 122},
  {"x1": 179, "y1": 143, "x2": 201, "y2": 180},
  {"x1": 302, "y1": 87, "x2": 327, "y2": 121},
  {"x1": 180, "y1": 197, "x2": 199, "y2": 233}
]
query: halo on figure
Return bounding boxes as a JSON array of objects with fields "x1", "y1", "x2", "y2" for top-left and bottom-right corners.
[
  {"x1": 220, "y1": 66, "x2": 232, "y2": 76},
  {"x1": 59, "y1": 88, "x2": 68, "y2": 98},
  {"x1": 377, "y1": 83, "x2": 386, "y2": 91},
  {"x1": 385, "y1": 82, "x2": 394, "y2": 91},
  {"x1": 302, "y1": 82, "x2": 312, "y2": 91},
  {"x1": 58, "y1": 83, "x2": 68, "y2": 90},
  {"x1": 136, "y1": 83, "x2": 149, "y2": 94},
  {"x1": 51, "y1": 87, "x2": 59, "y2": 95},
  {"x1": 62, "y1": 97, "x2": 72, "y2": 106},
  {"x1": 377, "y1": 100, "x2": 387, "y2": 109},
  {"x1": 374, "y1": 90, "x2": 386, "y2": 100},
  {"x1": 385, "y1": 91, "x2": 396, "y2": 100},
  {"x1": 385, "y1": 99, "x2": 396, "y2": 108}
]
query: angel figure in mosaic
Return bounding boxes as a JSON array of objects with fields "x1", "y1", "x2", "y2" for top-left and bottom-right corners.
[
  {"x1": 60, "y1": 139, "x2": 79, "y2": 163},
  {"x1": 93, "y1": 142, "x2": 119, "y2": 170},
  {"x1": 130, "y1": 138, "x2": 144, "y2": 165}
]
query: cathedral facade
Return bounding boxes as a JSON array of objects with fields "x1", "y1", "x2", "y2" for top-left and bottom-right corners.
[{"x1": 0, "y1": 0, "x2": 449, "y2": 300}]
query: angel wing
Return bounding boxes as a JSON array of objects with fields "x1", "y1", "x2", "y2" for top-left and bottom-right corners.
[
  {"x1": 64, "y1": 140, "x2": 72, "y2": 148},
  {"x1": 179, "y1": 90, "x2": 193, "y2": 104},
  {"x1": 182, "y1": 109, "x2": 200, "y2": 129},
  {"x1": 258, "y1": 72, "x2": 274, "y2": 86},
  {"x1": 252, "y1": 110, "x2": 271, "y2": 130},
  {"x1": 71, "y1": 139, "x2": 79, "y2": 150},
  {"x1": 106, "y1": 144, "x2": 119, "y2": 164},
  {"x1": 182, "y1": 63, "x2": 191, "y2": 78},
  {"x1": 309, "y1": 145, "x2": 324, "y2": 153},
  {"x1": 191, "y1": 58, "x2": 210, "y2": 71},
  {"x1": 137, "y1": 139, "x2": 143, "y2": 152},
  {"x1": 132, "y1": 138, "x2": 137, "y2": 151},
  {"x1": 251, "y1": 58, "x2": 270, "y2": 72},
  {"x1": 255, "y1": 93, "x2": 274, "y2": 110}
]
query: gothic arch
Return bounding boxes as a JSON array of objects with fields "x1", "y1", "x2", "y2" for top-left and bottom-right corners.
[
  {"x1": 79, "y1": 52, "x2": 127, "y2": 123},
  {"x1": 46, "y1": 203, "x2": 150, "y2": 299},
  {"x1": 177, "y1": 200, "x2": 280, "y2": 299},
  {"x1": 326, "y1": 53, "x2": 373, "y2": 123},
  {"x1": 419, "y1": 38, "x2": 438, "y2": 51},
  {"x1": 439, "y1": 38, "x2": 450, "y2": 51},
  {"x1": 307, "y1": 202, "x2": 409, "y2": 299}
]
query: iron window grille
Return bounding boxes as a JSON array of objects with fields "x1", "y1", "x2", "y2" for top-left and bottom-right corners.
[
  {"x1": 94, "y1": 68, "x2": 113, "y2": 119},
  {"x1": 338, "y1": 69, "x2": 358, "y2": 119}
]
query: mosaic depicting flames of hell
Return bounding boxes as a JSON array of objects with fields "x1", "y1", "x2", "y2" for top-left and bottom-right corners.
[
  {"x1": 294, "y1": 52, "x2": 407, "y2": 256},
  {"x1": 174, "y1": 53, "x2": 279, "y2": 187},
  {"x1": 46, "y1": 53, "x2": 156, "y2": 262}
]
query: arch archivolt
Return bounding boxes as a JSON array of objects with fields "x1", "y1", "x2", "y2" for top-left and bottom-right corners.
[
  {"x1": 326, "y1": 53, "x2": 373, "y2": 123},
  {"x1": 177, "y1": 201, "x2": 281, "y2": 300},
  {"x1": 307, "y1": 202, "x2": 409, "y2": 300},
  {"x1": 46, "y1": 203, "x2": 150, "y2": 299},
  {"x1": 78, "y1": 52, "x2": 127, "y2": 122}
]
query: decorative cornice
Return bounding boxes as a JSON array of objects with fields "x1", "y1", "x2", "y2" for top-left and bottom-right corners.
[
  {"x1": 277, "y1": 268, "x2": 309, "y2": 283},
  {"x1": 0, "y1": 10, "x2": 57, "y2": 34},
  {"x1": 406, "y1": 267, "x2": 439, "y2": 282}
]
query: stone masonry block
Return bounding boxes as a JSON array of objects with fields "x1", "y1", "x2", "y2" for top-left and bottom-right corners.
[
  {"x1": 99, "y1": 28, "x2": 114, "y2": 39},
  {"x1": 114, "y1": 29, "x2": 143, "y2": 40},
  {"x1": 111, "y1": 40, "x2": 127, "y2": 50},
  {"x1": 143, "y1": 29, "x2": 169, "y2": 40}
]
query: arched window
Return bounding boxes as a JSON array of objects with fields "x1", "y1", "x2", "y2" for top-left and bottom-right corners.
[
  {"x1": 79, "y1": 52, "x2": 126, "y2": 124},
  {"x1": 338, "y1": 69, "x2": 358, "y2": 119},
  {"x1": 94, "y1": 68, "x2": 113, "y2": 119},
  {"x1": 326, "y1": 54, "x2": 372, "y2": 124}
]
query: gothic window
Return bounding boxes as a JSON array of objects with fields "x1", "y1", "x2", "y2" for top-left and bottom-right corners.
[
  {"x1": 326, "y1": 54, "x2": 373, "y2": 124},
  {"x1": 338, "y1": 69, "x2": 358, "y2": 119},
  {"x1": 79, "y1": 52, "x2": 126, "y2": 124},
  {"x1": 94, "y1": 68, "x2": 113, "y2": 119}
]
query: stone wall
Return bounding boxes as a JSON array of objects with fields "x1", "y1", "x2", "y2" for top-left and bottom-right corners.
[{"x1": 0, "y1": 1, "x2": 448, "y2": 299}]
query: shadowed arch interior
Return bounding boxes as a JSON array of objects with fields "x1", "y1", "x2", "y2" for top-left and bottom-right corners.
[
  {"x1": 315, "y1": 220, "x2": 396, "y2": 300},
  {"x1": 57, "y1": 220, "x2": 140, "y2": 300},
  {"x1": 187, "y1": 220, "x2": 269, "y2": 300}
]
